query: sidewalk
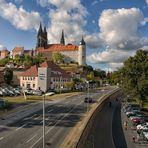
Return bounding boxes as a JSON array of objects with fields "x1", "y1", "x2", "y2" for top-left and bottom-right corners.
[
  {"x1": 121, "y1": 105, "x2": 148, "y2": 148},
  {"x1": 0, "y1": 93, "x2": 81, "y2": 126}
]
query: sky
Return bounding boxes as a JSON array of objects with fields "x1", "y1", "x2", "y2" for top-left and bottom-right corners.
[{"x1": 0, "y1": 0, "x2": 148, "y2": 71}]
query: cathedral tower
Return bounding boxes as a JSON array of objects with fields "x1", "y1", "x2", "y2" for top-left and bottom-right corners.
[
  {"x1": 78, "y1": 36, "x2": 86, "y2": 65},
  {"x1": 36, "y1": 23, "x2": 48, "y2": 48},
  {"x1": 60, "y1": 30, "x2": 65, "y2": 45}
]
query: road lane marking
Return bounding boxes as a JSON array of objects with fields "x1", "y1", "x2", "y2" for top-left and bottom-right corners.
[
  {"x1": 0, "y1": 137, "x2": 4, "y2": 141},
  {"x1": 48, "y1": 109, "x2": 53, "y2": 113},
  {"x1": 16, "y1": 123, "x2": 27, "y2": 131},
  {"x1": 30, "y1": 101, "x2": 83, "y2": 148},
  {"x1": 26, "y1": 134, "x2": 37, "y2": 143}
]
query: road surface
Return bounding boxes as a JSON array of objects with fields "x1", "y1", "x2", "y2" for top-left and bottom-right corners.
[{"x1": 0, "y1": 88, "x2": 113, "y2": 148}]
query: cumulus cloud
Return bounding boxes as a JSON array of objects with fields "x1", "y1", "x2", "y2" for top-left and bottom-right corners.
[
  {"x1": 86, "y1": 8, "x2": 148, "y2": 70},
  {"x1": 87, "y1": 49, "x2": 135, "y2": 64},
  {"x1": 0, "y1": 0, "x2": 42, "y2": 30},
  {"x1": 99, "y1": 8, "x2": 148, "y2": 50},
  {"x1": 146, "y1": 0, "x2": 148, "y2": 5},
  {"x1": 37, "y1": 0, "x2": 88, "y2": 44}
]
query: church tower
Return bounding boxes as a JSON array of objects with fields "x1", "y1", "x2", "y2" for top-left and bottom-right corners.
[
  {"x1": 36, "y1": 23, "x2": 48, "y2": 48},
  {"x1": 78, "y1": 36, "x2": 86, "y2": 65},
  {"x1": 60, "y1": 30, "x2": 65, "y2": 45}
]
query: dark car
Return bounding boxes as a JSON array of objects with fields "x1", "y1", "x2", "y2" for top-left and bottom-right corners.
[{"x1": 84, "y1": 97, "x2": 93, "y2": 103}]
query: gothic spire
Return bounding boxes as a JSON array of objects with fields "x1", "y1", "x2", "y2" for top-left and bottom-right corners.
[
  {"x1": 60, "y1": 30, "x2": 65, "y2": 45},
  {"x1": 79, "y1": 36, "x2": 85, "y2": 45}
]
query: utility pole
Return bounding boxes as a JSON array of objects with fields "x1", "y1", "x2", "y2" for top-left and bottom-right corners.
[{"x1": 43, "y1": 94, "x2": 45, "y2": 148}]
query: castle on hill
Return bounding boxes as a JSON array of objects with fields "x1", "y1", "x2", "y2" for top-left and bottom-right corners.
[{"x1": 35, "y1": 23, "x2": 86, "y2": 66}]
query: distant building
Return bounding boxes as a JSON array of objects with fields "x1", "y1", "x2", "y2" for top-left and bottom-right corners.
[
  {"x1": 0, "y1": 49, "x2": 10, "y2": 59},
  {"x1": 35, "y1": 23, "x2": 86, "y2": 65},
  {"x1": 20, "y1": 61, "x2": 72, "y2": 92},
  {"x1": 11, "y1": 47, "x2": 24, "y2": 59}
]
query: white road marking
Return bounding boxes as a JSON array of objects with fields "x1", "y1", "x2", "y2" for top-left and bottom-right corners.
[
  {"x1": 0, "y1": 137, "x2": 4, "y2": 141},
  {"x1": 23, "y1": 114, "x2": 37, "y2": 120},
  {"x1": 26, "y1": 134, "x2": 37, "y2": 143},
  {"x1": 30, "y1": 101, "x2": 83, "y2": 148},
  {"x1": 48, "y1": 109, "x2": 53, "y2": 113},
  {"x1": 15, "y1": 123, "x2": 27, "y2": 131}
]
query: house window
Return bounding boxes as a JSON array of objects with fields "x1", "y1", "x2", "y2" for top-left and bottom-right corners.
[
  {"x1": 33, "y1": 84, "x2": 35, "y2": 88},
  {"x1": 22, "y1": 83, "x2": 24, "y2": 87},
  {"x1": 27, "y1": 84, "x2": 30, "y2": 88}
]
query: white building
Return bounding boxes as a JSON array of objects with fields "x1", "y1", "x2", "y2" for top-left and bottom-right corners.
[
  {"x1": 20, "y1": 61, "x2": 72, "y2": 92},
  {"x1": 36, "y1": 25, "x2": 86, "y2": 66}
]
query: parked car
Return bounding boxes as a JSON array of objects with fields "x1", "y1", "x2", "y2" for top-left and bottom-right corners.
[
  {"x1": 23, "y1": 88, "x2": 33, "y2": 95},
  {"x1": 32, "y1": 90, "x2": 43, "y2": 96},
  {"x1": 45, "y1": 92, "x2": 55, "y2": 96},
  {"x1": 143, "y1": 130, "x2": 148, "y2": 141},
  {"x1": 132, "y1": 117, "x2": 145, "y2": 125},
  {"x1": 137, "y1": 122, "x2": 148, "y2": 131},
  {"x1": 84, "y1": 97, "x2": 93, "y2": 103}
]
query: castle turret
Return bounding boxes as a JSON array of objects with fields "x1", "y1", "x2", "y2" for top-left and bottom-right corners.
[
  {"x1": 78, "y1": 36, "x2": 86, "y2": 65},
  {"x1": 60, "y1": 30, "x2": 65, "y2": 45}
]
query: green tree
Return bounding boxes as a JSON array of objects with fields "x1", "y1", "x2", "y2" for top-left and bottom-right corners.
[
  {"x1": 120, "y1": 50, "x2": 148, "y2": 107},
  {"x1": 4, "y1": 68, "x2": 13, "y2": 85},
  {"x1": 64, "y1": 82, "x2": 75, "y2": 90},
  {"x1": 14, "y1": 54, "x2": 21, "y2": 65},
  {"x1": 33, "y1": 53, "x2": 45, "y2": 65},
  {"x1": 87, "y1": 71, "x2": 95, "y2": 81},
  {"x1": 52, "y1": 52, "x2": 64, "y2": 64},
  {"x1": 0, "y1": 58, "x2": 10, "y2": 66},
  {"x1": 24, "y1": 55, "x2": 33, "y2": 66}
]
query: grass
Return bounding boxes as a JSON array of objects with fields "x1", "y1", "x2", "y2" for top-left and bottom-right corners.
[
  {"x1": 0, "y1": 92, "x2": 81, "y2": 115},
  {"x1": 3, "y1": 91, "x2": 81, "y2": 103}
]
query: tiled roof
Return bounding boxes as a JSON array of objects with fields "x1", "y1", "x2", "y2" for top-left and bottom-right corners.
[
  {"x1": 1, "y1": 49, "x2": 9, "y2": 53},
  {"x1": 36, "y1": 44, "x2": 78, "y2": 52},
  {"x1": 12, "y1": 47, "x2": 24, "y2": 52},
  {"x1": 40, "y1": 61, "x2": 71, "y2": 78},
  {"x1": 21, "y1": 61, "x2": 71, "y2": 78},
  {"x1": 21, "y1": 65, "x2": 38, "y2": 77}
]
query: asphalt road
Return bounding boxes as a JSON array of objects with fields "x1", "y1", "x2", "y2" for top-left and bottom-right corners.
[
  {"x1": 79, "y1": 94, "x2": 127, "y2": 148},
  {"x1": 0, "y1": 88, "x2": 113, "y2": 148}
]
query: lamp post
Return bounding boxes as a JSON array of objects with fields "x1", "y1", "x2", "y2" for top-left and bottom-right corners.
[
  {"x1": 86, "y1": 80, "x2": 90, "y2": 112},
  {"x1": 43, "y1": 94, "x2": 45, "y2": 148}
]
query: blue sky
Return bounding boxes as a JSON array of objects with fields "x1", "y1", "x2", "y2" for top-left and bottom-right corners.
[{"x1": 0, "y1": 0, "x2": 148, "y2": 71}]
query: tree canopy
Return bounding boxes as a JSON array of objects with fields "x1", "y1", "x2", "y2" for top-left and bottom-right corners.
[
  {"x1": 52, "y1": 52, "x2": 64, "y2": 64},
  {"x1": 111, "y1": 50, "x2": 148, "y2": 106},
  {"x1": 4, "y1": 68, "x2": 13, "y2": 85}
]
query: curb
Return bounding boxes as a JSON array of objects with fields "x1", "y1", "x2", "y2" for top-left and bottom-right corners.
[{"x1": 60, "y1": 88, "x2": 120, "y2": 148}]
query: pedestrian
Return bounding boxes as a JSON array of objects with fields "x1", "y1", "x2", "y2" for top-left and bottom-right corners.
[
  {"x1": 124, "y1": 121, "x2": 128, "y2": 130},
  {"x1": 132, "y1": 136, "x2": 136, "y2": 143}
]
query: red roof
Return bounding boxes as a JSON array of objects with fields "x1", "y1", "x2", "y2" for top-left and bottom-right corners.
[
  {"x1": 36, "y1": 44, "x2": 78, "y2": 52},
  {"x1": 40, "y1": 61, "x2": 70, "y2": 78},
  {"x1": 21, "y1": 61, "x2": 71, "y2": 78},
  {"x1": 13, "y1": 47, "x2": 24, "y2": 52},
  {"x1": 21, "y1": 65, "x2": 38, "y2": 77}
]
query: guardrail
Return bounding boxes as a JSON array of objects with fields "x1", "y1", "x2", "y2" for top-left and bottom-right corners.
[{"x1": 60, "y1": 88, "x2": 121, "y2": 148}]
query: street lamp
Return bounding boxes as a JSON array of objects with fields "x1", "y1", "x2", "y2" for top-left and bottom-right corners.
[
  {"x1": 86, "y1": 80, "x2": 90, "y2": 112},
  {"x1": 43, "y1": 94, "x2": 45, "y2": 148}
]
